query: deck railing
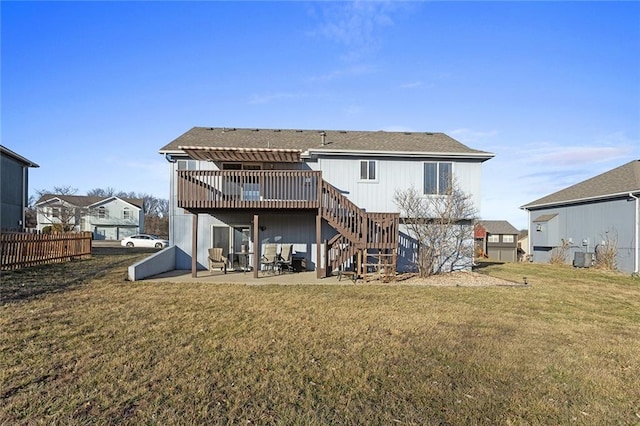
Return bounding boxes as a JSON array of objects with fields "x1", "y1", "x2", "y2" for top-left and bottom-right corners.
[
  {"x1": 321, "y1": 181, "x2": 399, "y2": 250},
  {"x1": 177, "y1": 170, "x2": 322, "y2": 209}
]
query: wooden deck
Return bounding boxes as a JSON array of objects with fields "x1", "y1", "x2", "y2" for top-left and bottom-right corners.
[
  {"x1": 177, "y1": 170, "x2": 321, "y2": 209},
  {"x1": 177, "y1": 169, "x2": 399, "y2": 278}
]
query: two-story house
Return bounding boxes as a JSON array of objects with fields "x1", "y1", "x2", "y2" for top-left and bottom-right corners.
[
  {"x1": 1, "y1": 145, "x2": 39, "y2": 231},
  {"x1": 475, "y1": 220, "x2": 520, "y2": 262},
  {"x1": 36, "y1": 194, "x2": 144, "y2": 240},
  {"x1": 521, "y1": 159, "x2": 640, "y2": 274},
  {"x1": 147, "y1": 127, "x2": 493, "y2": 280}
]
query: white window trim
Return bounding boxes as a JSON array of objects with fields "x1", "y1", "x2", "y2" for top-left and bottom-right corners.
[
  {"x1": 358, "y1": 160, "x2": 378, "y2": 183},
  {"x1": 423, "y1": 161, "x2": 454, "y2": 196}
]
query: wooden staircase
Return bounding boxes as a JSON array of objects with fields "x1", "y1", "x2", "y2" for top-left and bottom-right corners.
[{"x1": 320, "y1": 181, "x2": 399, "y2": 281}]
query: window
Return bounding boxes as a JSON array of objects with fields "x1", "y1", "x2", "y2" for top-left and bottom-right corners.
[
  {"x1": 423, "y1": 162, "x2": 452, "y2": 195},
  {"x1": 503, "y1": 235, "x2": 514, "y2": 243},
  {"x1": 123, "y1": 207, "x2": 130, "y2": 220},
  {"x1": 177, "y1": 160, "x2": 196, "y2": 170},
  {"x1": 52, "y1": 207, "x2": 60, "y2": 218},
  {"x1": 98, "y1": 206, "x2": 106, "y2": 219},
  {"x1": 488, "y1": 235, "x2": 499, "y2": 243},
  {"x1": 360, "y1": 160, "x2": 376, "y2": 181}
]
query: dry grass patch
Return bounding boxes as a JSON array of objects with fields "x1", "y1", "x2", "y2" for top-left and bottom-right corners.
[{"x1": 2, "y1": 255, "x2": 640, "y2": 424}]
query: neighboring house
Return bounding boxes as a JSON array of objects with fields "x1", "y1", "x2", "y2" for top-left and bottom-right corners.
[
  {"x1": 475, "y1": 220, "x2": 519, "y2": 262},
  {"x1": 36, "y1": 194, "x2": 144, "y2": 240},
  {"x1": 157, "y1": 127, "x2": 494, "y2": 278},
  {"x1": 1, "y1": 145, "x2": 39, "y2": 230},
  {"x1": 521, "y1": 160, "x2": 640, "y2": 274}
]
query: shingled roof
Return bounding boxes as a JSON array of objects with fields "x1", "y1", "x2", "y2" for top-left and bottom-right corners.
[
  {"x1": 159, "y1": 127, "x2": 494, "y2": 159},
  {"x1": 478, "y1": 220, "x2": 520, "y2": 235},
  {"x1": 36, "y1": 194, "x2": 144, "y2": 209},
  {"x1": 521, "y1": 160, "x2": 640, "y2": 209},
  {"x1": 1, "y1": 145, "x2": 39, "y2": 168}
]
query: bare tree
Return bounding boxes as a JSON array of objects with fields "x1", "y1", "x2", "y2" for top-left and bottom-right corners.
[
  {"x1": 87, "y1": 187, "x2": 117, "y2": 197},
  {"x1": 595, "y1": 230, "x2": 618, "y2": 271},
  {"x1": 35, "y1": 186, "x2": 83, "y2": 232},
  {"x1": 394, "y1": 181, "x2": 477, "y2": 277},
  {"x1": 24, "y1": 195, "x2": 38, "y2": 229},
  {"x1": 549, "y1": 239, "x2": 571, "y2": 264}
]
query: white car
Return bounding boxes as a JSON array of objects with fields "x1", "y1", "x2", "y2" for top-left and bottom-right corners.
[{"x1": 121, "y1": 234, "x2": 169, "y2": 249}]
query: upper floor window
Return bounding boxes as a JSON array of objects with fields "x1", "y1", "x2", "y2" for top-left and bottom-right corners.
[
  {"x1": 177, "y1": 160, "x2": 197, "y2": 170},
  {"x1": 51, "y1": 207, "x2": 60, "y2": 218},
  {"x1": 488, "y1": 235, "x2": 499, "y2": 243},
  {"x1": 98, "y1": 206, "x2": 107, "y2": 219},
  {"x1": 360, "y1": 160, "x2": 376, "y2": 181},
  {"x1": 123, "y1": 207, "x2": 131, "y2": 220},
  {"x1": 503, "y1": 235, "x2": 514, "y2": 243},
  {"x1": 423, "y1": 162, "x2": 452, "y2": 195}
]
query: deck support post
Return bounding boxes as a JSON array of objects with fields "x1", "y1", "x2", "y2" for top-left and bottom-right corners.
[
  {"x1": 191, "y1": 212, "x2": 198, "y2": 278},
  {"x1": 253, "y1": 214, "x2": 259, "y2": 278},
  {"x1": 316, "y1": 214, "x2": 323, "y2": 279}
]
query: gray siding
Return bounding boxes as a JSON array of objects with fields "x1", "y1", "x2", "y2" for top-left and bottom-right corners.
[
  {"x1": 168, "y1": 156, "x2": 485, "y2": 273},
  {"x1": 528, "y1": 197, "x2": 637, "y2": 273},
  {"x1": 315, "y1": 157, "x2": 483, "y2": 214},
  {"x1": 170, "y1": 210, "x2": 322, "y2": 270},
  {"x1": 1, "y1": 154, "x2": 27, "y2": 229}
]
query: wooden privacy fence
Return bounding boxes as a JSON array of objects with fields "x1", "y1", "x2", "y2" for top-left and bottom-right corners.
[{"x1": 1, "y1": 232, "x2": 92, "y2": 270}]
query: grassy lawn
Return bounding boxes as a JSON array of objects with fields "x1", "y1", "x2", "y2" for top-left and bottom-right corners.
[{"x1": 2, "y1": 252, "x2": 639, "y2": 425}]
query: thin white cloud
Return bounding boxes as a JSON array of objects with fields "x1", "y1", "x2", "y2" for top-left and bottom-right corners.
[
  {"x1": 526, "y1": 141, "x2": 634, "y2": 167},
  {"x1": 309, "y1": 1, "x2": 407, "y2": 63},
  {"x1": 315, "y1": 2, "x2": 394, "y2": 58}
]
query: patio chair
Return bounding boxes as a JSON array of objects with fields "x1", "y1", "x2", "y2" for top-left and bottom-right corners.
[
  {"x1": 208, "y1": 248, "x2": 228, "y2": 274},
  {"x1": 277, "y1": 244, "x2": 293, "y2": 273},
  {"x1": 261, "y1": 243, "x2": 278, "y2": 274}
]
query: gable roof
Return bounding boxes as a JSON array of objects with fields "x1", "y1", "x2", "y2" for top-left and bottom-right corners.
[
  {"x1": 159, "y1": 127, "x2": 494, "y2": 161},
  {"x1": 1, "y1": 145, "x2": 39, "y2": 168},
  {"x1": 36, "y1": 194, "x2": 144, "y2": 210},
  {"x1": 532, "y1": 213, "x2": 558, "y2": 222},
  {"x1": 478, "y1": 220, "x2": 519, "y2": 235},
  {"x1": 521, "y1": 160, "x2": 640, "y2": 209}
]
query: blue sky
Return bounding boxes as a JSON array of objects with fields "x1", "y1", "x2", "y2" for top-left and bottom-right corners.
[{"x1": 2, "y1": 1, "x2": 639, "y2": 229}]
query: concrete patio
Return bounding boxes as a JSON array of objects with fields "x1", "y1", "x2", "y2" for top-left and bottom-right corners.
[{"x1": 142, "y1": 269, "x2": 353, "y2": 285}]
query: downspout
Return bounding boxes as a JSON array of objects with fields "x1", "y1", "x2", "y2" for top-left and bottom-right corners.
[
  {"x1": 527, "y1": 209, "x2": 532, "y2": 261},
  {"x1": 630, "y1": 192, "x2": 639, "y2": 274},
  {"x1": 164, "y1": 153, "x2": 177, "y2": 248}
]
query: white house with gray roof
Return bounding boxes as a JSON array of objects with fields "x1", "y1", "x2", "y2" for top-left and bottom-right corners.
[
  {"x1": 521, "y1": 160, "x2": 640, "y2": 274},
  {"x1": 36, "y1": 194, "x2": 144, "y2": 240},
  {"x1": 147, "y1": 126, "x2": 494, "y2": 280}
]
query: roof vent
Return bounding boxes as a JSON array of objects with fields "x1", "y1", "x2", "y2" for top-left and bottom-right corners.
[{"x1": 320, "y1": 131, "x2": 326, "y2": 146}]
